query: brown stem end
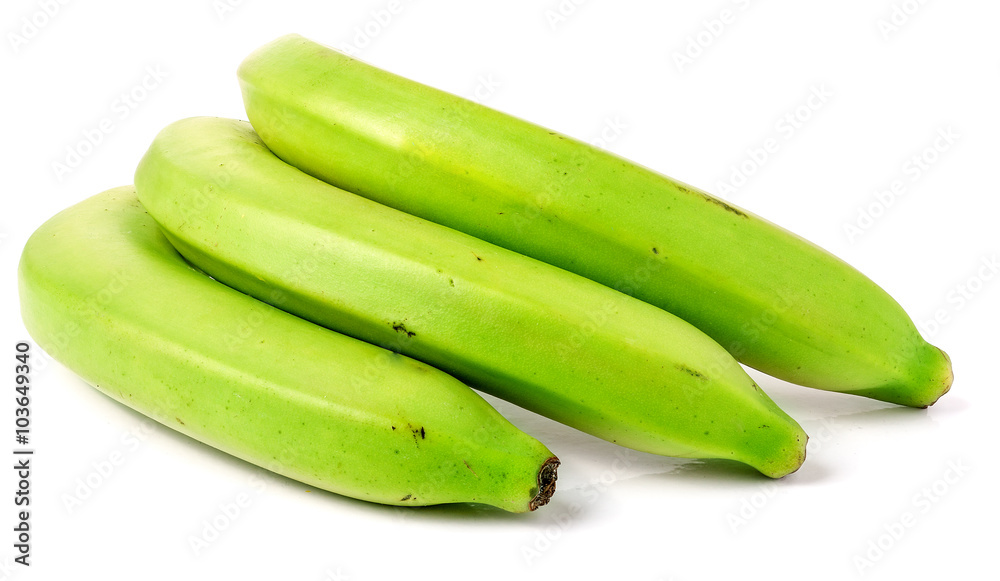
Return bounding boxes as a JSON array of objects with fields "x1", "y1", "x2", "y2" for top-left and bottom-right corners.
[{"x1": 529, "y1": 456, "x2": 560, "y2": 511}]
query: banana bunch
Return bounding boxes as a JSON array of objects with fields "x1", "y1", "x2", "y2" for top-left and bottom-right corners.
[{"x1": 19, "y1": 33, "x2": 952, "y2": 512}]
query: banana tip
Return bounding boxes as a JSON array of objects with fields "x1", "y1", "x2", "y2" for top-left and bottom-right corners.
[
  {"x1": 917, "y1": 345, "x2": 954, "y2": 408},
  {"x1": 932, "y1": 346, "x2": 954, "y2": 401},
  {"x1": 529, "y1": 456, "x2": 560, "y2": 511}
]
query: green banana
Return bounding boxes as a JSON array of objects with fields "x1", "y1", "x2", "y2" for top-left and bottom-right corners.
[
  {"x1": 237, "y1": 33, "x2": 952, "y2": 408},
  {"x1": 18, "y1": 187, "x2": 559, "y2": 512},
  {"x1": 134, "y1": 116, "x2": 808, "y2": 478}
]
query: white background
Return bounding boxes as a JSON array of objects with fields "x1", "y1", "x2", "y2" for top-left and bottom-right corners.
[{"x1": 1, "y1": 1, "x2": 997, "y2": 579}]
